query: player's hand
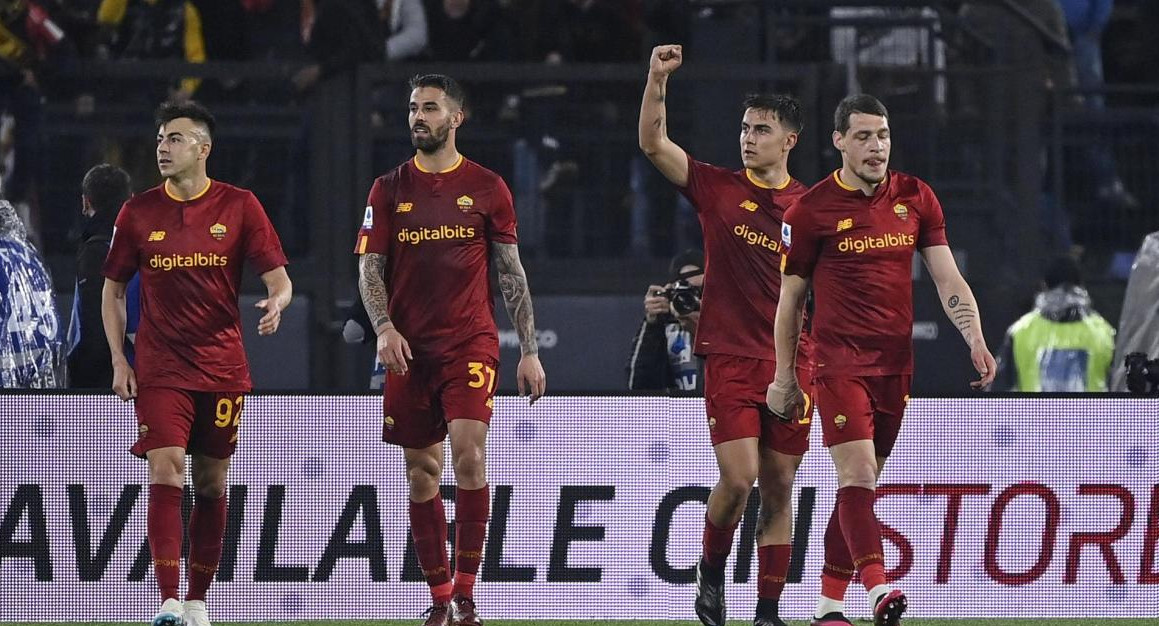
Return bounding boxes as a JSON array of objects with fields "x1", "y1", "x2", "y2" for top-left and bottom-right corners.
[
  {"x1": 644, "y1": 284, "x2": 668, "y2": 322},
  {"x1": 649, "y1": 45, "x2": 683, "y2": 77},
  {"x1": 969, "y1": 339, "x2": 997, "y2": 389},
  {"x1": 766, "y1": 374, "x2": 804, "y2": 422},
  {"x1": 516, "y1": 353, "x2": 546, "y2": 405},
  {"x1": 255, "y1": 298, "x2": 283, "y2": 336},
  {"x1": 377, "y1": 326, "x2": 413, "y2": 376},
  {"x1": 111, "y1": 357, "x2": 137, "y2": 401}
]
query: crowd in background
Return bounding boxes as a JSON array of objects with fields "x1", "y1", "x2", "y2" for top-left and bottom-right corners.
[{"x1": 2, "y1": 0, "x2": 1158, "y2": 389}]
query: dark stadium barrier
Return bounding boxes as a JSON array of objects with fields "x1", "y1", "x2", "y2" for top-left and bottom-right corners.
[{"x1": 2, "y1": 394, "x2": 1156, "y2": 620}]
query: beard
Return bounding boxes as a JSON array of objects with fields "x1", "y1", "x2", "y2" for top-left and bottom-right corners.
[{"x1": 411, "y1": 121, "x2": 451, "y2": 153}]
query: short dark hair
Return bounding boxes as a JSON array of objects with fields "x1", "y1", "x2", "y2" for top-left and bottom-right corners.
[
  {"x1": 834, "y1": 94, "x2": 888, "y2": 134},
  {"x1": 409, "y1": 73, "x2": 466, "y2": 110},
  {"x1": 155, "y1": 100, "x2": 216, "y2": 138},
  {"x1": 82, "y1": 164, "x2": 132, "y2": 215},
  {"x1": 669, "y1": 248, "x2": 705, "y2": 281},
  {"x1": 742, "y1": 94, "x2": 802, "y2": 133},
  {"x1": 1044, "y1": 255, "x2": 1083, "y2": 289}
]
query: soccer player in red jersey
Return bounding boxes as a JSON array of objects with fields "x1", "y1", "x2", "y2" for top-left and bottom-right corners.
[
  {"x1": 768, "y1": 94, "x2": 997, "y2": 626},
  {"x1": 354, "y1": 74, "x2": 546, "y2": 626},
  {"x1": 639, "y1": 44, "x2": 813, "y2": 626},
  {"x1": 101, "y1": 100, "x2": 292, "y2": 626}
]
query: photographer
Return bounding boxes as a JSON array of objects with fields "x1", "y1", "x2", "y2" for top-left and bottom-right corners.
[
  {"x1": 990, "y1": 255, "x2": 1115, "y2": 391},
  {"x1": 627, "y1": 249, "x2": 704, "y2": 391}
]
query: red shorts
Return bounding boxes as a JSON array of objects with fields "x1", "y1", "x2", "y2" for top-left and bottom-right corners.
[
  {"x1": 703, "y1": 354, "x2": 813, "y2": 455},
  {"x1": 383, "y1": 356, "x2": 498, "y2": 449},
  {"x1": 814, "y1": 375, "x2": 911, "y2": 456},
  {"x1": 131, "y1": 387, "x2": 246, "y2": 459}
]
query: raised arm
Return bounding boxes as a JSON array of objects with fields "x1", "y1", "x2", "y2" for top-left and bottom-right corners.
[
  {"x1": 638, "y1": 44, "x2": 690, "y2": 187},
  {"x1": 256, "y1": 266, "x2": 293, "y2": 336},
  {"x1": 101, "y1": 278, "x2": 136, "y2": 400},
  {"x1": 920, "y1": 244, "x2": 997, "y2": 388},
  {"x1": 359, "y1": 252, "x2": 412, "y2": 375},
  {"x1": 493, "y1": 241, "x2": 546, "y2": 402}
]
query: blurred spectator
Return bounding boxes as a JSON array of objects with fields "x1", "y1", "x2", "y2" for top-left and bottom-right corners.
[
  {"x1": 0, "y1": 198, "x2": 65, "y2": 388},
  {"x1": 382, "y1": 0, "x2": 427, "y2": 61},
  {"x1": 991, "y1": 255, "x2": 1115, "y2": 392},
  {"x1": 545, "y1": 0, "x2": 639, "y2": 63},
  {"x1": 1058, "y1": 0, "x2": 1138, "y2": 211},
  {"x1": 1110, "y1": 230, "x2": 1159, "y2": 391},
  {"x1": 423, "y1": 0, "x2": 509, "y2": 61},
  {"x1": 97, "y1": 0, "x2": 207, "y2": 101},
  {"x1": 292, "y1": 0, "x2": 382, "y2": 92},
  {"x1": 1, "y1": 0, "x2": 72, "y2": 247},
  {"x1": 627, "y1": 249, "x2": 703, "y2": 392},
  {"x1": 67, "y1": 163, "x2": 131, "y2": 387}
]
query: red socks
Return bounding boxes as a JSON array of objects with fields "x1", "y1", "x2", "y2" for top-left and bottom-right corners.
[
  {"x1": 701, "y1": 515, "x2": 739, "y2": 569},
  {"x1": 757, "y1": 544, "x2": 791, "y2": 599},
  {"x1": 820, "y1": 505, "x2": 855, "y2": 599},
  {"x1": 185, "y1": 494, "x2": 226, "y2": 601},
  {"x1": 452, "y1": 485, "x2": 490, "y2": 599},
  {"x1": 410, "y1": 495, "x2": 453, "y2": 604},
  {"x1": 836, "y1": 486, "x2": 887, "y2": 591},
  {"x1": 147, "y1": 484, "x2": 183, "y2": 602}
]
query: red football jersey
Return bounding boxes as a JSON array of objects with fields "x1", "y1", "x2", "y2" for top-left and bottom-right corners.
[
  {"x1": 353, "y1": 155, "x2": 518, "y2": 362},
  {"x1": 679, "y1": 154, "x2": 810, "y2": 362},
  {"x1": 781, "y1": 170, "x2": 948, "y2": 377},
  {"x1": 102, "y1": 180, "x2": 288, "y2": 391}
]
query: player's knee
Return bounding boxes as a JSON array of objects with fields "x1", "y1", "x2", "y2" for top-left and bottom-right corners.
[
  {"x1": 716, "y1": 473, "x2": 756, "y2": 501},
  {"x1": 451, "y1": 446, "x2": 487, "y2": 483},
  {"x1": 406, "y1": 462, "x2": 441, "y2": 488},
  {"x1": 837, "y1": 465, "x2": 877, "y2": 489},
  {"x1": 147, "y1": 454, "x2": 184, "y2": 486},
  {"x1": 759, "y1": 483, "x2": 793, "y2": 516},
  {"x1": 193, "y1": 479, "x2": 226, "y2": 500}
]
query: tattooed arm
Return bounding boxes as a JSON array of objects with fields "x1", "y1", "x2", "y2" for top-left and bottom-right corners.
[
  {"x1": 921, "y1": 245, "x2": 997, "y2": 388},
  {"x1": 359, "y1": 252, "x2": 412, "y2": 374},
  {"x1": 638, "y1": 44, "x2": 689, "y2": 187},
  {"x1": 493, "y1": 241, "x2": 546, "y2": 402}
]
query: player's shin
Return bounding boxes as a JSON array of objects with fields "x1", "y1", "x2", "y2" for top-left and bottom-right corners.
[
  {"x1": 410, "y1": 495, "x2": 453, "y2": 604},
  {"x1": 186, "y1": 494, "x2": 227, "y2": 601},
  {"x1": 835, "y1": 486, "x2": 887, "y2": 591},
  {"x1": 452, "y1": 485, "x2": 489, "y2": 599},
  {"x1": 147, "y1": 484, "x2": 184, "y2": 602}
]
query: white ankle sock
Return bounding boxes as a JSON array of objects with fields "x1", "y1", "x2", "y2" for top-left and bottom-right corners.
[
  {"x1": 814, "y1": 595, "x2": 845, "y2": 619},
  {"x1": 867, "y1": 584, "x2": 892, "y2": 611}
]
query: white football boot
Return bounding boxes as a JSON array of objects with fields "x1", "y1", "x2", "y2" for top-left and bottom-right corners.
[
  {"x1": 183, "y1": 599, "x2": 211, "y2": 626},
  {"x1": 150, "y1": 598, "x2": 184, "y2": 626}
]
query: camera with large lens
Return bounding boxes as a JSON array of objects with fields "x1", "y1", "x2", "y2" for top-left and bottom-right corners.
[
  {"x1": 1124, "y1": 352, "x2": 1159, "y2": 396},
  {"x1": 664, "y1": 280, "x2": 702, "y2": 316}
]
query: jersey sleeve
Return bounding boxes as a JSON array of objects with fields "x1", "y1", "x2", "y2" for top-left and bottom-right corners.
[
  {"x1": 677, "y1": 153, "x2": 718, "y2": 215},
  {"x1": 780, "y1": 198, "x2": 822, "y2": 278},
  {"x1": 242, "y1": 192, "x2": 289, "y2": 275},
  {"x1": 485, "y1": 177, "x2": 518, "y2": 244},
  {"x1": 101, "y1": 204, "x2": 139, "y2": 282},
  {"x1": 354, "y1": 177, "x2": 393, "y2": 255},
  {"x1": 917, "y1": 182, "x2": 949, "y2": 249}
]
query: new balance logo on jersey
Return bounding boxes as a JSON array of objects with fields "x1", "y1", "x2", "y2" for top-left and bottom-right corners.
[
  {"x1": 398, "y1": 225, "x2": 476, "y2": 245},
  {"x1": 147, "y1": 230, "x2": 167, "y2": 241},
  {"x1": 396, "y1": 202, "x2": 413, "y2": 213},
  {"x1": 739, "y1": 200, "x2": 759, "y2": 212},
  {"x1": 733, "y1": 223, "x2": 782, "y2": 253},
  {"x1": 837, "y1": 232, "x2": 915, "y2": 254},
  {"x1": 836, "y1": 218, "x2": 853, "y2": 232}
]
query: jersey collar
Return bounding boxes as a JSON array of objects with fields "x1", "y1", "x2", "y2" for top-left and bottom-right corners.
[
  {"x1": 745, "y1": 168, "x2": 791, "y2": 190},
  {"x1": 412, "y1": 153, "x2": 464, "y2": 174},
  {"x1": 164, "y1": 178, "x2": 213, "y2": 202}
]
